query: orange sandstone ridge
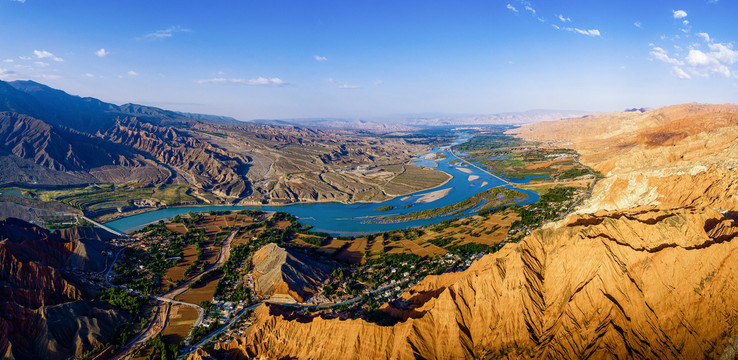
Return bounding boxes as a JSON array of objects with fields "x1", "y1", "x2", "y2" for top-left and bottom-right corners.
[
  {"x1": 193, "y1": 206, "x2": 738, "y2": 360},
  {"x1": 509, "y1": 103, "x2": 738, "y2": 212}
]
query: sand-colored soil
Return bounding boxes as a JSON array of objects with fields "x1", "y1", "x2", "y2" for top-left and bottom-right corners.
[
  {"x1": 335, "y1": 237, "x2": 367, "y2": 264},
  {"x1": 160, "y1": 304, "x2": 199, "y2": 345},
  {"x1": 174, "y1": 272, "x2": 224, "y2": 304},
  {"x1": 415, "y1": 188, "x2": 451, "y2": 203}
]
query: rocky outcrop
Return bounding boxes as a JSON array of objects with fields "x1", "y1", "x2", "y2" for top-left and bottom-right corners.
[
  {"x1": 0, "y1": 112, "x2": 148, "y2": 182},
  {"x1": 102, "y1": 118, "x2": 250, "y2": 198},
  {"x1": 210, "y1": 207, "x2": 738, "y2": 359},
  {"x1": 0, "y1": 218, "x2": 125, "y2": 360},
  {"x1": 250, "y1": 243, "x2": 330, "y2": 302},
  {"x1": 511, "y1": 104, "x2": 738, "y2": 213}
]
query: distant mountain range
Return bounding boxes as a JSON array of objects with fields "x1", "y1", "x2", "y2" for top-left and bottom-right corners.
[
  {"x1": 0, "y1": 80, "x2": 250, "y2": 197},
  {"x1": 0, "y1": 80, "x2": 463, "y2": 209},
  {"x1": 0, "y1": 79, "x2": 589, "y2": 210},
  {"x1": 252, "y1": 109, "x2": 589, "y2": 131}
]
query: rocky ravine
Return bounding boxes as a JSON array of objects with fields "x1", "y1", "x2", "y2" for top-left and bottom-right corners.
[
  {"x1": 193, "y1": 206, "x2": 738, "y2": 360},
  {"x1": 0, "y1": 218, "x2": 125, "y2": 360}
]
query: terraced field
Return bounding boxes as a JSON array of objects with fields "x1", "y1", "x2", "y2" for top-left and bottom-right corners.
[
  {"x1": 29, "y1": 183, "x2": 196, "y2": 214},
  {"x1": 311, "y1": 209, "x2": 519, "y2": 264}
]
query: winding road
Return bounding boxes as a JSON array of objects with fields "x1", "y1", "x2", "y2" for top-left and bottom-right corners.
[
  {"x1": 552, "y1": 156, "x2": 599, "y2": 222},
  {"x1": 106, "y1": 227, "x2": 239, "y2": 359}
]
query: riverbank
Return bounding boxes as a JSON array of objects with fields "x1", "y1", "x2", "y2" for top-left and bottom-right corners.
[{"x1": 104, "y1": 135, "x2": 540, "y2": 236}]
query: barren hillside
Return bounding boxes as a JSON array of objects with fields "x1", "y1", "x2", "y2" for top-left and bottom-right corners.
[
  {"x1": 0, "y1": 218, "x2": 125, "y2": 360},
  {"x1": 199, "y1": 207, "x2": 738, "y2": 359},
  {"x1": 510, "y1": 104, "x2": 738, "y2": 212},
  {"x1": 251, "y1": 243, "x2": 330, "y2": 302}
]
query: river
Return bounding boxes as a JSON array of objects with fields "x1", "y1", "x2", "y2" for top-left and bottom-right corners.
[{"x1": 105, "y1": 136, "x2": 540, "y2": 236}]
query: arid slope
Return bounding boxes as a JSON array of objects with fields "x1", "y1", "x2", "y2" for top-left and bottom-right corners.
[
  {"x1": 200, "y1": 207, "x2": 738, "y2": 359},
  {"x1": 510, "y1": 104, "x2": 738, "y2": 212},
  {"x1": 250, "y1": 243, "x2": 330, "y2": 302},
  {"x1": 0, "y1": 218, "x2": 124, "y2": 360}
]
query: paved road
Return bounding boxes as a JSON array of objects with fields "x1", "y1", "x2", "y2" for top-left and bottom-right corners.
[
  {"x1": 109, "y1": 302, "x2": 169, "y2": 360},
  {"x1": 104, "y1": 227, "x2": 240, "y2": 359},
  {"x1": 178, "y1": 278, "x2": 414, "y2": 358},
  {"x1": 552, "y1": 156, "x2": 599, "y2": 222},
  {"x1": 177, "y1": 305, "x2": 257, "y2": 360},
  {"x1": 104, "y1": 248, "x2": 125, "y2": 285},
  {"x1": 160, "y1": 226, "x2": 239, "y2": 342}
]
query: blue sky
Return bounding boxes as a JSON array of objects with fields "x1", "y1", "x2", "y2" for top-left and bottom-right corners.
[{"x1": 1, "y1": 0, "x2": 737, "y2": 120}]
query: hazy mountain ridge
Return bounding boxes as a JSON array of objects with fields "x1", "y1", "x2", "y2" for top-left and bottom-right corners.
[
  {"x1": 252, "y1": 109, "x2": 587, "y2": 133},
  {"x1": 0, "y1": 80, "x2": 447, "y2": 205},
  {"x1": 0, "y1": 80, "x2": 253, "y2": 197}
]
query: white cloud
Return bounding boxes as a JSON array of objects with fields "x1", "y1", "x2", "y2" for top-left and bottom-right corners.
[
  {"x1": 709, "y1": 43, "x2": 738, "y2": 63},
  {"x1": 36, "y1": 74, "x2": 62, "y2": 80},
  {"x1": 672, "y1": 66, "x2": 691, "y2": 79},
  {"x1": 673, "y1": 10, "x2": 687, "y2": 19},
  {"x1": 35, "y1": 61, "x2": 49, "y2": 67},
  {"x1": 11, "y1": 0, "x2": 25, "y2": 3},
  {"x1": 506, "y1": 4, "x2": 518, "y2": 13},
  {"x1": 314, "y1": 55, "x2": 327, "y2": 62},
  {"x1": 696, "y1": 32, "x2": 711, "y2": 42},
  {"x1": 561, "y1": 27, "x2": 601, "y2": 37},
  {"x1": 558, "y1": 14, "x2": 571, "y2": 22},
  {"x1": 197, "y1": 78, "x2": 234, "y2": 84},
  {"x1": 652, "y1": 42, "x2": 738, "y2": 79},
  {"x1": 327, "y1": 77, "x2": 359, "y2": 89},
  {"x1": 685, "y1": 50, "x2": 711, "y2": 66},
  {"x1": 650, "y1": 46, "x2": 683, "y2": 65},
  {"x1": 634, "y1": 22, "x2": 642, "y2": 29},
  {"x1": 524, "y1": 5, "x2": 535, "y2": 14},
  {"x1": 33, "y1": 50, "x2": 63, "y2": 62},
  {"x1": 374, "y1": 80, "x2": 384, "y2": 86},
  {"x1": 0, "y1": 68, "x2": 16, "y2": 79},
  {"x1": 84, "y1": 73, "x2": 95, "y2": 78},
  {"x1": 95, "y1": 48, "x2": 109, "y2": 57},
  {"x1": 2, "y1": 59, "x2": 13, "y2": 63},
  {"x1": 682, "y1": 20, "x2": 689, "y2": 25},
  {"x1": 197, "y1": 77, "x2": 287, "y2": 86},
  {"x1": 247, "y1": 77, "x2": 285, "y2": 86},
  {"x1": 143, "y1": 26, "x2": 191, "y2": 40},
  {"x1": 127, "y1": 70, "x2": 139, "y2": 76}
]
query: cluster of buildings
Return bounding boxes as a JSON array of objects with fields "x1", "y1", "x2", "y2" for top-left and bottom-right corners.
[{"x1": 201, "y1": 300, "x2": 247, "y2": 327}]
